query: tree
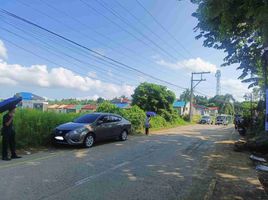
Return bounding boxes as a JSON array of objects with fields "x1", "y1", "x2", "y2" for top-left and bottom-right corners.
[
  {"x1": 195, "y1": 95, "x2": 209, "y2": 106},
  {"x1": 97, "y1": 97, "x2": 105, "y2": 104},
  {"x1": 132, "y1": 82, "x2": 176, "y2": 112},
  {"x1": 190, "y1": 0, "x2": 268, "y2": 91},
  {"x1": 180, "y1": 89, "x2": 191, "y2": 102}
]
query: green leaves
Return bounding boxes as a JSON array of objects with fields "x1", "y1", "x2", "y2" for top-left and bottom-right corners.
[
  {"x1": 132, "y1": 82, "x2": 176, "y2": 113},
  {"x1": 191, "y1": 0, "x2": 268, "y2": 90}
]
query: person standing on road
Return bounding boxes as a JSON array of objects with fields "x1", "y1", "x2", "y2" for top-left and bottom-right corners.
[
  {"x1": 1, "y1": 106, "x2": 21, "y2": 161},
  {"x1": 145, "y1": 115, "x2": 151, "y2": 135}
]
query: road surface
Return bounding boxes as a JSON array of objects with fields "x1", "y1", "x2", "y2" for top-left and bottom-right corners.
[{"x1": 0, "y1": 125, "x2": 265, "y2": 200}]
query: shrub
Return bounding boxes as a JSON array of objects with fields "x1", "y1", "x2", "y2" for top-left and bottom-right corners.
[
  {"x1": 150, "y1": 116, "x2": 168, "y2": 128},
  {"x1": 97, "y1": 102, "x2": 145, "y2": 132}
]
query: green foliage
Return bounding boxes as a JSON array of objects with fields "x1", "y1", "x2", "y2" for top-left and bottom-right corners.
[
  {"x1": 132, "y1": 82, "x2": 176, "y2": 112},
  {"x1": 180, "y1": 89, "x2": 191, "y2": 102},
  {"x1": 0, "y1": 109, "x2": 80, "y2": 148},
  {"x1": 191, "y1": 0, "x2": 268, "y2": 90},
  {"x1": 97, "y1": 102, "x2": 146, "y2": 132},
  {"x1": 0, "y1": 100, "x2": 188, "y2": 150}
]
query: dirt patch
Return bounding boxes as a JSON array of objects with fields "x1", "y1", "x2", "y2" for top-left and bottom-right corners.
[{"x1": 207, "y1": 128, "x2": 267, "y2": 200}]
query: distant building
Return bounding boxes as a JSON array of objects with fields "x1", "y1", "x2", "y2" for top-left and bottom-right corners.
[
  {"x1": 81, "y1": 104, "x2": 97, "y2": 112},
  {"x1": 113, "y1": 103, "x2": 131, "y2": 109},
  {"x1": 173, "y1": 101, "x2": 190, "y2": 116},
  {"x1": 16, "y1": 92, "x2": 48, "y2": 111},
  {"x1": 47, "y1": 104, "x2": 97, "y2": 113},
  {"x1": 206, "y1": 107, "x2": 219, "y2": 116},
  {"x1": 111, "y1": 97, "x2": 131, "y2": 104}
]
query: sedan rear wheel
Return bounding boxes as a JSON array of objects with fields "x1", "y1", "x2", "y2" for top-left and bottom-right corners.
[
  {"x1": 120, "y1": 130, "x2": 128, "y2": 141},
  {"x1": 84, "y1": 134, "x2": 94, "y2": 148}
]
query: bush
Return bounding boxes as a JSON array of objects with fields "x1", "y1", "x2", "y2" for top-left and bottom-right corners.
[
  {"x1": 97, "y1": 102, "x2": 145, "y2": 133},
  {"x1": 150, "y1": 116, "x2": 168, "y2": 128}
]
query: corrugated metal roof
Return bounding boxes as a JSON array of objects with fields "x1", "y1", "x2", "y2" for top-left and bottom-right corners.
[
  {"x1": 82, "y1": 104, "x2": 97, "y2": 110},
  {"x1": 17, "y1": 92, "x2": 45, "y2": 101},
  {"x1": 113, "y1": 103, "x2": 131, "y2": 109},
  {"x1": 173, "y1": 101, "x2": 186, "y2": 108}
]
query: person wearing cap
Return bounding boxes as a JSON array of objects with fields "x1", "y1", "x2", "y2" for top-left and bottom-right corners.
[{"x1": 2, "y1": 106, "x2": 21, "y2": 161}]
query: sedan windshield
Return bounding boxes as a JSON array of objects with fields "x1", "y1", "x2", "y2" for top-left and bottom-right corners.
[{"x1": 74, "y1": 114, "x2": 100, "y2": 123}]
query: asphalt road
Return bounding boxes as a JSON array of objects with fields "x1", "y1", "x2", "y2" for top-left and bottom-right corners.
[{"x1": 0, "y1": 125, "x2": 235, "y2": 200}]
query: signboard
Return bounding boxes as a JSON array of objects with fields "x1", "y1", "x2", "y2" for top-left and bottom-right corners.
[{"x1": 266, "y1": 89, "x2": 268, "y2": 131}]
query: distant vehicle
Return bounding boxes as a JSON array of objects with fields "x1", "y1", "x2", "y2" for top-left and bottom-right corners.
[
  {"x1": 52, "y1": 113, "x2": 131, "y2": 148},
  {"x1": 215, "y1": 115, "x2": 230, "y2": 125},
  {"x1": 199, "y1": 116, "x2": 212, "y2": 124}
]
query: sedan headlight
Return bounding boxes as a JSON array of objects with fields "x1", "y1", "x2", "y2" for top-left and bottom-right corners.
[{"x1": 70, "y1": 127, "x2": 88, "y2": 136}]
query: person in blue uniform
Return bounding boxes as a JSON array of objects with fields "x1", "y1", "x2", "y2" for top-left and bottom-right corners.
[{"x1": 2, "y1": 106, "x2": 21, "y2": 161}]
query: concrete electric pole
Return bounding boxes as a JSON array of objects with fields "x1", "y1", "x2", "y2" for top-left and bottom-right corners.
[{"x1": 189, "y1": 72, "x2": 210, "y2": 122}]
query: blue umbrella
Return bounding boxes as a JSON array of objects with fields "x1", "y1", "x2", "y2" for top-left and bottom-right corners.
[
  {"x1": 0, "y1": 96, "x2": 22, "y2": 113},
  {"x1": 146, "y1": 111, "x2": 156, "y2": 117}
]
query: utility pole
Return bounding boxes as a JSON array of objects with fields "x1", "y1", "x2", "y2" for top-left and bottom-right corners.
[
  {"x1": 262, "y1": 43, "x2": 268, "y2": 131},
  {"x1": 189, "y1": 72, "x2": 210, "y2": 122}
]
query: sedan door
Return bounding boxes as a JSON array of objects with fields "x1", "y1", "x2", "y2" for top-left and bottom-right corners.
[
  {"x1": 95, "y1": 115, "x2": 112, "y2": 141},
  {"x1": 109, "y1": 115, "x2": 123, "y2": 137}
]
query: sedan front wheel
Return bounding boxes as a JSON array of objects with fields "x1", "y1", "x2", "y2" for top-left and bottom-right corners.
[
  {"x1": 120, "y1": 130, "x2": 128, "y2": 141},
  {"x1": 84, "y1": 133, "x2": 95, "y2": 148}
]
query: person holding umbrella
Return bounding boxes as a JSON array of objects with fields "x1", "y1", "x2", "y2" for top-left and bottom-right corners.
[
  {"x1": 145, "y1": 114, "x2": 151, "y2": 135},
  {"x1": 1, "y1": 96, "x2": 22, "y2": 161},
  {"x1": 145, "y1": 111, "x2": 156, "y2": 135},
  {"x1": 2, "y1": 106, "x2": 21, "y2": 161}
]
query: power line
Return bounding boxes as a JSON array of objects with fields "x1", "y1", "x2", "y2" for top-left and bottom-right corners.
[
  {"x1": 0, "y1": 35, "x2": 137, "y2": 88},
  {"x1": 135, "y1": 0, "x2": 193, "y2": 56},
  {"x1": 0, "y1": 20, "x2": 141, "y2": 85},
  {"x1": 0, "y1": 9, "x2": 187, "y2": 90},
  {"x1": 92, "y1": 0, "x2": 182, "y2": 61},
  {"x1": 113, "y1": 0, "x2": 188, "y2": 59},
  {"x1": 35, "y1": 0, "x2": 188, "y2": 83}
]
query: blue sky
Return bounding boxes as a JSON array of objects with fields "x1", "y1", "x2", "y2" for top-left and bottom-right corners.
[{"x1": 0, "y1": 0, "x2": 250, "y2": 101}]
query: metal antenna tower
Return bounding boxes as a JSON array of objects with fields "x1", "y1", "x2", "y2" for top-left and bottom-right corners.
[{"x1": 215, "y1": 70, "x2": 221, "y2": 96}]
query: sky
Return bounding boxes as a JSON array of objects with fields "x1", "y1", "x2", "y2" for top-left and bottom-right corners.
[{"x1": 0, "y1": 0, "x2": 251, "y2": 101}]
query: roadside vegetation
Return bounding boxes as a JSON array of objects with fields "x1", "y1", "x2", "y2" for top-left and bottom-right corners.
[{"x1": 0, "y1": 82, "x2": 187, "y2": 150}]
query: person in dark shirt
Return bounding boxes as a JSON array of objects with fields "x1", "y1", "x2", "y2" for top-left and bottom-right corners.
[{"x1": 2, "y1": 106, "x2": 21, "y2": 161}]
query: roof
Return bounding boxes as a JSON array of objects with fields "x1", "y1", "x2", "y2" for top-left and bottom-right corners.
[
  {"x1": 17, "y1": 92, "x2": 45, "y2": 101},
  {"x1": 82, "y1": 104, "x2": 97, "y2": 110},
  {"x1": 113, "y1": 103, "x2": 131, "y2": 109},
  {"x1": 193, "y1": 104, "x2": 207, "y2": 109},
  {"x1": 64, "y1": 104, "x2": 76, "y2": 109},
  {"x1": 207, "y1": 107, "x2": 219, "y2": 111},
  {"x1": 173, "y1": 101, "x2": 186, "y2": 108},
  {"x1": 48, "y1": 104, "x2": 59, "y2": 109}
]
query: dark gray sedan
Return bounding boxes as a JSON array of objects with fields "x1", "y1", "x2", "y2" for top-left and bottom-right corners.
[{"x1": 53, "y1": 113, "x2": 131, "y2": 148}]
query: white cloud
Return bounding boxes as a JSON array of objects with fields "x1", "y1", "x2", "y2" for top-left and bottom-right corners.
[
  {"x1": 0, "y1": 40, "x2": 7, "y2": 59},
  {"x1": 156, "y1": 57, "x2": 217, "y2": 73},
  {"x1": 221, "y1": 79, "x2": 251, "y2": 101},
  {"x1": 87, "y1": 71, "x2": 97, "y2": 79},
  {"x1": 0, "y1": 60, "x2": 135, "y2": 99}
]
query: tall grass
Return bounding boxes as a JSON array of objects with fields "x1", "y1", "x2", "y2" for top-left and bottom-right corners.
[{"x1": 0, "y1": 109, "x2": 81, "y2": 148}]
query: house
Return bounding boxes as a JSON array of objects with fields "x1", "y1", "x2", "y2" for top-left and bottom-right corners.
[
  {"x1": 192, "y1": 104, "x2": 208, "y2": 116},
  {"x1": 113, "y1": 103, "x2": 131, "y2": 109},
  {"x1": 206, "y1": 107, "x2": 219, "y2": 116},
  {"x1": 173, "y1": 101, "x2": 190, "y2": 116},
  {"x1": 81, "y1": 104, "x2": 97, "y2": 112},
  {"x1": 16, "y1": 92, "x2": 48, "y2": 111},
  {"x1": 111, "y1": 97, "x2": 131, "y2": 104},
  {"x1": 47, "y1": 104, "x2": 60, "y2": 112}
]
